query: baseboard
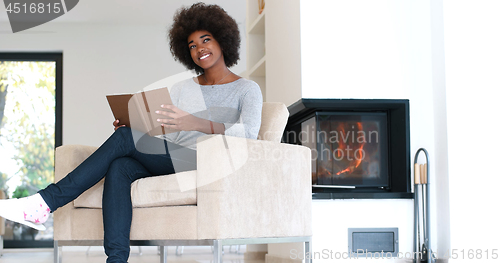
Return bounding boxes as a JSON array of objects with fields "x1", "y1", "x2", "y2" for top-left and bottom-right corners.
[
  {"x1": 263, "y1": 254, "x2": 439, "y2": 263},
  {"x1": 263, "y1": 253, "x2": 447, "y2": 263},
  {"x1": 265, "y1": 254, "x2": 303, "y2": 263},
  {"x1": 375, "y1": 258, "x2": 446, "y2": 263},
  {"x1": 244, "y1": 251, "x2": 267, "y2": 261}
]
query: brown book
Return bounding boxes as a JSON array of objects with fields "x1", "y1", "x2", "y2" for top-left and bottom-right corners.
[{"x1": 106, "y1": 87, "x2": 179, "y2": 136}]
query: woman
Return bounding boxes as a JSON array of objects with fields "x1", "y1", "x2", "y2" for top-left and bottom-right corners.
[{"x1": 0, "y1": 3, "x2": 262, "y2": 263}]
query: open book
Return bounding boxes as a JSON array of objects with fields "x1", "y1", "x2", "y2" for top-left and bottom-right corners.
[{"x1": 106, "y1": 87, "x2": 179, "y2": 136}]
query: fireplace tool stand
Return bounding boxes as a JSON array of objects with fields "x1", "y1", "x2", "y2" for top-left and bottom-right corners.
[{"x1": 413, "y1": 148, "x2": 434, "y2": 263}]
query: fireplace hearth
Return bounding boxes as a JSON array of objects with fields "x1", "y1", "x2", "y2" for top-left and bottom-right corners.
[{"x1": 284, "y1": 99, "x2": 412, "y2": 199}]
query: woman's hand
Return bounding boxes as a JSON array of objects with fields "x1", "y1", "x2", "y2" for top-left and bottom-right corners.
[
  {"x1": 156, "y1": 105, "x2": 203, "y2": 132},
  {"x1": 113, "y1": 120, "x2": 126, "y2": 131}
]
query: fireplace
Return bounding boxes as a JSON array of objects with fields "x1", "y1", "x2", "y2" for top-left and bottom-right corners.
[
  {"x1": 307, "y1": 112, "x2": 389, "y2": 187},
  {"x1": 284, "y1": 99, "x2": 412, "y2": 199}
]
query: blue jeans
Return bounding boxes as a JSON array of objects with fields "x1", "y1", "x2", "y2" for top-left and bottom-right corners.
[{"x1": 39, "y1": 127, "x2": 195, "y2": 263}]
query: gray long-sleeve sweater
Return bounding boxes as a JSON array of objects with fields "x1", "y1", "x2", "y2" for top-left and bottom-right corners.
[{"x1": 158, "y1": 77, "x2": 263, "y2": 150}]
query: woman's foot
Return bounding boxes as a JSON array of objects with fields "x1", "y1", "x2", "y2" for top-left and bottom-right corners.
[{"x1": 0, "y1": 193, "x2": 49, "y2": 231}]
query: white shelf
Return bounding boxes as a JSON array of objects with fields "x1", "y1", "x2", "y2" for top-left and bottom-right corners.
[
  {"x1": 248, "y1": 55, "x2": 266, "y2": 77},
  {"x1": 248, "y1": 9, "x2": 265, "y2": 35},
  {"x1": 247, "y1": 0, "x2": 267, "y2": 101}
]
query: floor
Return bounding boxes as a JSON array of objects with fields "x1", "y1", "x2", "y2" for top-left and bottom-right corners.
[{"x1": 0, "y1": 246, "x2": 263, "y2": 263}]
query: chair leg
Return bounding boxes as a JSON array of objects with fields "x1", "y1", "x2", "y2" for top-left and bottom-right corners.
[
  {"x1": 54, "y1": 240, "x2": 62, "y2": 263},
  {"x1": 175, "y1": 246, "x2": 184, "y2": 256},
  {"x1": 160, "y1": 246, "x2": 167, "y2": 263},
  {"x1": 130, "y1": 246, "x2": 143, "y2": 256},
  {"x1": 213, "y1": 240, "x2": 222, "y2": 263},
  {"x1": 229, "y1": 245, "x2": 241, "y2": 254},
  {"x1": 236, "y1": 245, "x2": 241, "y2": 254},
  {"x1": 305, "y1": 240, "x2": 312, "y2": 263}
]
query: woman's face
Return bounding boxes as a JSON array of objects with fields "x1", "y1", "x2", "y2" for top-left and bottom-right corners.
[{"x1": 188, "y1": 30, "x2": 225, "y2": 72}]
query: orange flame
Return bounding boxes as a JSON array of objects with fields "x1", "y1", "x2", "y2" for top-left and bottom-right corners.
[{"x1": 335, "y1": 122, "x2": 366, "y2": 176}]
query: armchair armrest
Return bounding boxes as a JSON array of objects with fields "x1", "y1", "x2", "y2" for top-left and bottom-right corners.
[
  {"x1": 55, "y1": 145, "x2": 98, "y2": 182},
  {"x1": 196, "y1": 135, "x2": 312, "y2": 239},
  {"x1": 54, "y1": 145, "x2": 98, "y2": 240}
]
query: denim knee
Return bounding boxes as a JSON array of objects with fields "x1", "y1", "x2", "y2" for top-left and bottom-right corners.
[
  {"x1": 105, "y1": 157, "x2": 142, "y2": 183},
  {"x1": 113, "y1": 126, "x2": 132, "y2": 141}
]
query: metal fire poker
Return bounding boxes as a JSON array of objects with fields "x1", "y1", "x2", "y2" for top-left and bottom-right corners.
[{"x1": 413, "y1": 148, "x2": 434, "y2": 263}]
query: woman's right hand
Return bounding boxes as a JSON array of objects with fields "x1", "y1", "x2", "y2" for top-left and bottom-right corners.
[{"x1": 113, "y1": 120, "x2": 126, "y2": 131}]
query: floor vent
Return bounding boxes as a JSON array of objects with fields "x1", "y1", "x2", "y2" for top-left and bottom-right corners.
[{"x1": 348, "y1": 228, "x2": 399, "y2": 258}]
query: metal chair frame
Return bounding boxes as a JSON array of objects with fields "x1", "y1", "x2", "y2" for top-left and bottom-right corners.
[{"x1": 54, "y1": 236, "x2": 312, "y2": 263}]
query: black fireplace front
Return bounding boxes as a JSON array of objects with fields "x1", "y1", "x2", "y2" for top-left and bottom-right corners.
[{"x1": 284, "y1": 99, "x2": 412, "y2": 199}]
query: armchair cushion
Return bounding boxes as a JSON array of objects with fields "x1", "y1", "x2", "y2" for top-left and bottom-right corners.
[{"x1": 73, "y1": 170, "x2": 197, "y2": 209}]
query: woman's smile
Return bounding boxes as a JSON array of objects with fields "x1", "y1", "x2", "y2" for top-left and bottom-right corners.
[{"x1": 199, "y1": 53, "x2": 211, "y2": 60}]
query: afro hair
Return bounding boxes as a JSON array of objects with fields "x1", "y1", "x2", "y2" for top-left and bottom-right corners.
[{"x1": 168, "y1": 2, "x2": 241, "y2": 74}]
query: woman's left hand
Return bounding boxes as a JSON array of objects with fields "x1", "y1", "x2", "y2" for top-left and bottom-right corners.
[{"x1": 156, "y1": 104, "x2": 201, "y2": 131}]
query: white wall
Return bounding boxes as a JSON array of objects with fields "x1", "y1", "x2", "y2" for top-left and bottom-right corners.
[
  {"x1": 297, "y1": 0, "x2": 450, "y2": 261},
  {"x1": 444, "y1": 1, "x2": 500, "y2": 262},
  {"x1": 264, "y1": 0, "x2": 302, "y2": 106}
]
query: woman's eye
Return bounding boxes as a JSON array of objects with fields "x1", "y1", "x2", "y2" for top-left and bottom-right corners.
[
  {"x1": 189, "y1": 45, "x2": 195, "y2": 49},
  {"x1": 203, "y1": 38, "x2": 210, "y2": 43}
]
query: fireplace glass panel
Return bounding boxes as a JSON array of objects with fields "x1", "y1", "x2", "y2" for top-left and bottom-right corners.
[{"x1": 303, "y1": 112, "x2": 389, "y2": 188}]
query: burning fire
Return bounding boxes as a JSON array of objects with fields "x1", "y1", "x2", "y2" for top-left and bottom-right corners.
[
  {"x1": 335, "y1": 122, "x2": 366, "y2": 176},
  {"x1": 311, "y1": 117, "x2": 382, "y2": 184}
]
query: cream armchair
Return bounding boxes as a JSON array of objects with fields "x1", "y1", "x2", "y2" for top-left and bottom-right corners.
[{"x1": 53, "y1": 102, "x2": 312, "y2": 263}]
